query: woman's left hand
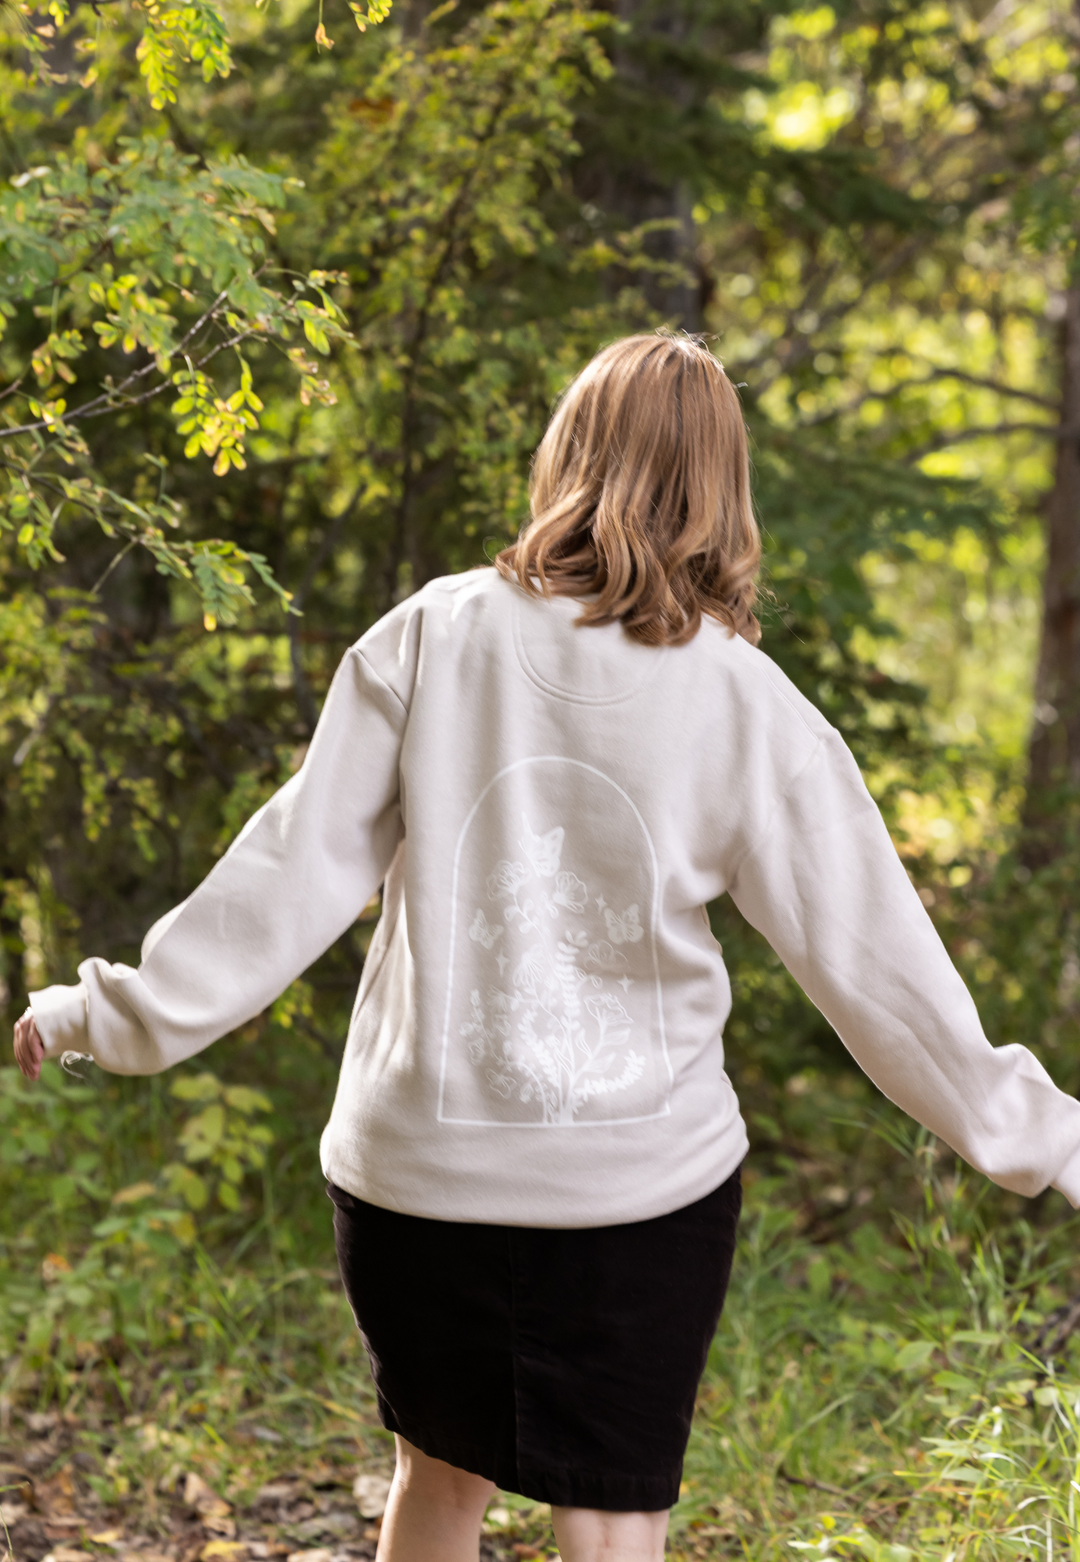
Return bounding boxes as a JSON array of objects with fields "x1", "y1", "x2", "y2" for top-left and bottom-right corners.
[{"x1": 14, "y1": 1008, "x2": 44, "y2": 1081}]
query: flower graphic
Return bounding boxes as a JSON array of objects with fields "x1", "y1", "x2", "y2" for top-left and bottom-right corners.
[
  {"x1": 458, "y1": 812, "x2": 653, "y2": 1124},
  {"x1": 487, "y1": 859, "x2": 528, "y2": 900},
  {"x1": 552, "y1": 871, "x2": 587, "y2": 912}
]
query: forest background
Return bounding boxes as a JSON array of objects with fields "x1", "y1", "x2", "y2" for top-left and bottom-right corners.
[{"x1": 2, "y1": 0, "x2": 1080, "y2": 1557}]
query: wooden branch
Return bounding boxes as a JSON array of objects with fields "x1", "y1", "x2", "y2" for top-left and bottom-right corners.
[
  {"x1": 777, "y1": 1468, "x2": 857, "y2": 1504},
  {"x1": 905, "y1": 419, "x2": 1063, "y2": 459},
  {"x1": 832, "y1": 353, "x2": 1058, "y2": 411},
  {"x1": 794, "y1": 367, "x2": 1058, "y2": 433}
]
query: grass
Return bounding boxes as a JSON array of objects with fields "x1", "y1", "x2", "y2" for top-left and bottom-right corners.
[{"x1": 3, "y1": 1061, "x2": 1080, "y2": 1560}]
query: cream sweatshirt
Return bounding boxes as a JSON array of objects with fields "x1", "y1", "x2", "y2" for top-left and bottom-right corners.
[{"x1": 30, "y1": 568, "x2": 1080, "y2": 1225}]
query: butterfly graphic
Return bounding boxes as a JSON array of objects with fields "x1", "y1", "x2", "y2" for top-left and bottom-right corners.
[
  {"x1": 519, "y1": 814, "x2": 564, "y2": 878},
  {"x1": 604, "y1": 903, "x2": 644, "y2": 945},
  {"x1": 468, "y1": 910, "x2": 504, "y2": 950}
]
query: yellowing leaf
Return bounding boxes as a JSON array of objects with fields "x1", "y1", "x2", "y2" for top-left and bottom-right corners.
[
  {"x1": 112, "y1": 1181, "x2": 158, "y2": 1204},
  {"x1": 174, "y1": 1212, "x2": 197, "y2": 1246},
  {"x1": 42, "y1": 1253, "x2": 71, "y2": 1282}
]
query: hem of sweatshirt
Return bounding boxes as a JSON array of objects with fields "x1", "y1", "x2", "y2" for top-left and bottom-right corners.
[
  {"x1": 1052, "y1": 1143, "x2": 1080, "y2": 1208},
  {"x1": 320, "y1": 1126, "x2": 750, "y2": 1230},
  {"x1": 30, "y1": 981, "x2": 90, "y2": 1059}
]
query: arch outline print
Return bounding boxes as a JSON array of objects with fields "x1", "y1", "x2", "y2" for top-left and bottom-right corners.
[{"x1": 437, "y1": 757, "x2": 673, "y2": 1127}]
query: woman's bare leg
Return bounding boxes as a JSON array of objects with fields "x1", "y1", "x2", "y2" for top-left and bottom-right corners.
[
  {"x1": 376, "y1": 1436, "x2": 495, "y2": 1562},
  {"x1": 551, "y1": 1505, "x2": 669, "y2": 1562}
]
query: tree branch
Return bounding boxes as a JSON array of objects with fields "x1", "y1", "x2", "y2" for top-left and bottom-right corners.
[
  {"x1": 0, "y1": 287, "x2": 263, "y2": 440},
  {"x1": 869, "y1": 358, "x2": 1058, "y2": 410},
  {"x1": 905, "y1": 418, "x2": 1064, "y2": 459}
]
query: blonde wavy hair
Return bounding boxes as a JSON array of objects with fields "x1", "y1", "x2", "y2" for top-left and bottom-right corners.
[{"x1": 495, "y1": 333, "x2": 761, "y2": 647}]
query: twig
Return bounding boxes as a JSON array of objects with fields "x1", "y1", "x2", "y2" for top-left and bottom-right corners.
[
  {"x1": 778, "y1": 1468, "x2": 858, "y2": 1504},
  {"x1": 0, "y1": 288, "x2": 249, "y2": 440},
  {"x1": 89, "y1": 537, "x2": 137, "y2": 596}
]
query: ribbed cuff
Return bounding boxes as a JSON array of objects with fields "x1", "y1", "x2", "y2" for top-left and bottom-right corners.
[
  {"x1": 1052, "y1": 1143, "x2": 1080, "y2": 1209},
  {"x1": 30, "y1": 982, "x2": 90, "y2": 1059}
]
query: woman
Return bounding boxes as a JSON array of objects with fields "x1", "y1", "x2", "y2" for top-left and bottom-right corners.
[{"x1": 16, "y1": 333, "x2": 1080, "y2": 1562}]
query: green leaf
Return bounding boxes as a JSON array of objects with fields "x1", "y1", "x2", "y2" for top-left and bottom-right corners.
[
  {"x1": 222, "y1": 1085, "x2": 272, "y2": 1115},
  {"x1": 178, "y1": 1102, "x2": 226, "y2": 1162},
  {"x1": 894, "y1": 1340, "x2": 936, "y2": 1372},
  {"x1": 170, "y1": 1072, "x2": 222, "y2": 1102}
]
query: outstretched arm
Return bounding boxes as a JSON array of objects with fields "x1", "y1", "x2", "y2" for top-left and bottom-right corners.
[
  {"x1": 727, "y1": 728, "x2": 1080, "y2": 1206},
  {"x1": 28, "y1": 645, "x2": 407, "y2": 1076}
]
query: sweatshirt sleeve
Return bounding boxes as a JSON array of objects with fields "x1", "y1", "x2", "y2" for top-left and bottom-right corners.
[
  {"x1": 29, "y1": 646, "x2": 407, "y2": 1076},
  {"x1": 726, "y1": 727, "x2": 1080, "y2": 1207}
]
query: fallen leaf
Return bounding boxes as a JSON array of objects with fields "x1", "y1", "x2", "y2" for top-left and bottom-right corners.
[
  {"x1": 44, "y1": 1523, "x2": 84, "y2": 1541},
  {"x1": 35, "y1": 1466, "x2": 77, "y2": 1517},
  {"x1": 289, "y1": 1513, "x2": 357, "y2": 1543},
  {"x1": 285, "y1": 1551, "x2": 333, "y2": 1562},
  {"x1": 182, "y1": 1473, "x2": 231, "y2": 1519},
  {"x1": 49, "y1": 1549, "x2": 93, "y2": 1562},
  {"x1": 352, "y1": 1472, "x2": 392, "y2": 1518},
  {"x1": 0, "y1": 1501, "x2": 29, "y2": 1523},
  {"x1": 89, "y1": 1532, "x2": 124, "y2": 1545},
  {"x1": 200, "y1": 1544, "x2": 247, "y2": 1561},
  {"x1": 253, "y1": 1482, "x2": 297, "y2": 1503},
  {"x1": 203, "y1": 1517, "x2": 237, "y2": 1539}
]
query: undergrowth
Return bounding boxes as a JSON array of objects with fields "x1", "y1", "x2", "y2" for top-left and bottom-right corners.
[{"x1": 2, "y1": 1058, "x2": 1079, "y2": 1560}]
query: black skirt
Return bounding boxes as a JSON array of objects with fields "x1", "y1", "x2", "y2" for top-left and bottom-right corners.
[{"x1": 328, "y1": 1166, "x2": 741, "y2": 1512}]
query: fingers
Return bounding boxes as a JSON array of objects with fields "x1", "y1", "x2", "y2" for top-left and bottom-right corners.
[{"x1": 13, "y1": 1010, "x2": 44, "y2": 1081}]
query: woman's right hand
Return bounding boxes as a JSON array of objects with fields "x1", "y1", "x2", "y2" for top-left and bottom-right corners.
[{"x1": 14, "y1": 1008, "x2": 44, "y2": 1081}]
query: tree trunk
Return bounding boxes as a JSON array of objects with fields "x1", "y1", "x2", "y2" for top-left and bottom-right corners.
[
  {"x1": 1022, "y1": 283, "x2": 1080, "y2": 864},
  {"x1": 574, "y1": 0, "x2": 707, "y2": 332}
]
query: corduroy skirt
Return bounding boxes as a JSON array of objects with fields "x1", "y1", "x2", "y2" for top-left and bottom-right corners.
[{"x1": 328, "y1": 1164, "x2": 742, "y2": 1512}]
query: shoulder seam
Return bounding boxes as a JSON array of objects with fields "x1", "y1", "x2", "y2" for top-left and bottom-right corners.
[{"x1": 733, "y1": 641, "x2": 831, "y2": 742}]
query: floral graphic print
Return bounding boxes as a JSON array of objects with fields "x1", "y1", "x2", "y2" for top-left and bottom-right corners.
[{"x1": 440, "y1": 759, "x2": 671, "y2": 1127}]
